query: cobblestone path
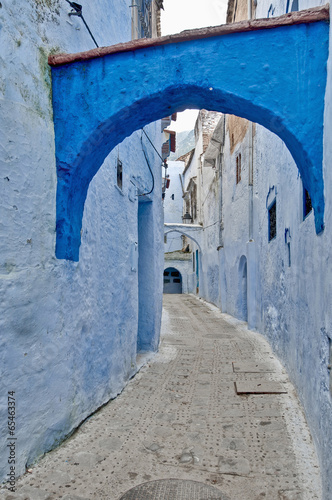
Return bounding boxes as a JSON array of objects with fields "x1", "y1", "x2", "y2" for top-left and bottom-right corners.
[{"x1": 1, "y1": 295, "x2": 321, "y2": 500}]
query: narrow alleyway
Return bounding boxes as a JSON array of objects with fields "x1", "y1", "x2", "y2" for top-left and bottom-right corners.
[{"x1": 2, "y1": 295, "x2": 321, "y2": 500}]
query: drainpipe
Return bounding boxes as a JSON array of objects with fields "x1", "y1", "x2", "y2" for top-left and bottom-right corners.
[
  {"x1": 249, "y1": 123, "x2": 254, "y2": 239},
  {"x1": 218, "y1": 115, "x2": 226, "y2": 248},
  {"x1": 248, "y1": 0, "x2": 252, "y2": 21},
  {"x1": 179, "y1": 173, "x2": 185, "y2": 196},
  {"x1": 248, "y1": 0, "x2": 254, "y2": 240},
  {"x1": 218, "y1": 114, "x2": 227, "y2": 312},
  {"x1": 246, "y1": 0, "x2": 256, "y2": 330},
  {"x1": 198, "y1": 156, "x2": 203, "y2": 225},
  {"x1": 131, "y1": 0, "x2": 137, "y2": 40}
]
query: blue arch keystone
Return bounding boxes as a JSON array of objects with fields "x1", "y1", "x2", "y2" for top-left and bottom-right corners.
[{"x1": 49, "y1": 5, "x2": 330, "y2": 261}]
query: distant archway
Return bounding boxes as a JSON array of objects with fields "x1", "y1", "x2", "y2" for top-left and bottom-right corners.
[
  {"x1": 164, "y1": 228, "x2": 202, "y2": 253},
  {"x1": 49, "y1": 7, "x2": 329, "y2": 260}
]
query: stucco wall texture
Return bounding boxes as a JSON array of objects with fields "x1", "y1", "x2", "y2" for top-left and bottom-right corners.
[
  {"x1": 185, "y1": 1, "x2": 332, "y2": 497},
  {"x1": 247, "y1": 1, "x2": 331, "y2": 498},
  {"x1": 0, "y1": 0, "x2": 163, "y2": 480}
]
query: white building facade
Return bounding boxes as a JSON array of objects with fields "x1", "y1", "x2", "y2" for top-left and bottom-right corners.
[{"x1": 163, "y1": 160, "x2": 195, "y2": 294}]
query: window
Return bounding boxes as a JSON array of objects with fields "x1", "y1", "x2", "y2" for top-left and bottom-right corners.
[
  {"x1": 131, "y1": 0, "x2": 153, "y2": 39},
  {"x1": 268, "y1": 200, "x2": 277, "y2": 241},
  {"x1": 236, "y1": 153, "x2": 241, "y2": 184},
  {"x1": 171, "y1": 271, "x2": 180, "y2": 277},
  {"x1": 163, "y1": 270, "x2": 169, "y2": 276},
  {"x1": 303, "y1": 188, "x2": 312, "y2": 219},
  {"x1": 117, "y1": 159, "x2": 123, "y2": 190},
  {"x1": 164, "y1": 234, "x2": 167, "y2": 244}
]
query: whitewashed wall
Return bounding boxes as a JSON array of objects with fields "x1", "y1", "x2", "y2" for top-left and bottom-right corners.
[
  {"x1": 164, "y1": 161, "x2": 184, "y2": 252},
  {"x1": 0, "y1": 0, "x2": 163, "y2": 480},
  {"x1": 179, "y1": 1, "x2": 332, "y2": 496},
  {"x1": 214, "y1": 0, "x2": 332, "y2": 496}
]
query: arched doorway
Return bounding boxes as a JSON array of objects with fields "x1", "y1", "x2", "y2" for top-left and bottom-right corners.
[
  {"x1": 163, "y1": 267, "x2": 182, "y2": 294},
  {"x1": 164, "y1": 227, "x2": 202, "y2": 295}
]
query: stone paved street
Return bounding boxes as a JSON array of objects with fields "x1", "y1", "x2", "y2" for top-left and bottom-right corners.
[{"x1": 1, "y1": 295, "x2": 321, "y2": 500}]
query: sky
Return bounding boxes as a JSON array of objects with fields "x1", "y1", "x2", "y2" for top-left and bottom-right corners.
[{"x1": 161, "y1": 0, "x2": 227, "y2": 132}]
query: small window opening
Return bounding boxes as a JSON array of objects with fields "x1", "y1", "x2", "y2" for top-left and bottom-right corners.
[
  {"x1": 171, "y1": 194, "x2": 175, "y2": 200},
  {"x1": 164, "y1": 234, "x2": 167, "y2": 244},
  {"x1": 117, "y1": 159, "x2": 123, "y2": 190},
  {"x1": 303, "y1": 188, "x2": 312, "y2": 219},
  {"x1": 163, "y1": 271, "x2": 169, "y2": 276},
  {"x1": 173, "y1": 278, "x2": 181, "y2": 283},
  {"x1": 236, "y1": 153, "x2": 241, "y2": 184},
  {"x1": 268, "y1": 200, "x2": 277, "y2": 241},
  {"x1": 171, "y1": 271, "x2": 180, "y2": 277}
]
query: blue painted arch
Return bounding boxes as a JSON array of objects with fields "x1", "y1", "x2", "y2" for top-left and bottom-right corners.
[{"x1": 50, "y1": 16, "x2": 329, "y2": 260}]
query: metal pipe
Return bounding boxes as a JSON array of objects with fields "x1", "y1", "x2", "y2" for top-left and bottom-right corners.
[
  {"x1": 248, "y1": 0, "x2": 252, "y2": 20},
  {"x1": 248, "y1": 0, "x2": 254, "y2": 240},
  {"x1": 65, "y1": 0, "x2": 99, "y2": 48}
]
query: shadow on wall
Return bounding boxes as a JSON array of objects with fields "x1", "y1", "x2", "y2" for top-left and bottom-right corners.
[
  {"x1": 137, "y1": 201, "x2": 161, "y2": 352},
  {"x1": 163, "y1": 267, "x2": 182, "y2": 294}
]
